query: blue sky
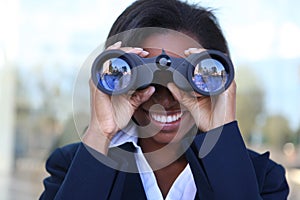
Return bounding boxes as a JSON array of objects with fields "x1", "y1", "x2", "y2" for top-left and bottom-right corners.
[{"x1": 1, "y1": 0, "x2": 300, "y2": 130}]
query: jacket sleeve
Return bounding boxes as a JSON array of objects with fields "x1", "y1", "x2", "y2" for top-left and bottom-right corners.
[
  {"x1": 260, "y1": 161, "x2": 289, "y2": 200},
  {"x1": 191, "y1": 121, "x2": 289, "y2": 200},
  {"x1": 39, "y1": 143, "x2": 119, "y2": 200}
]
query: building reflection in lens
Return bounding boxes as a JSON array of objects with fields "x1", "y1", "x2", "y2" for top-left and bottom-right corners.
[
  {"x1": 99, "y1": 58, "x2": 132, "y2": 91},
  {"x1": 193, "y1": 58, "x2": 228, "y2": 93}
]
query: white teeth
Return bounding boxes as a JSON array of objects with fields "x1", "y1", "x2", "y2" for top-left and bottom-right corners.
[
  {"x1": 151, "y1": 112, "x2": 183, "y2": 123},
  {"x1": 172, "y1": 115, "x2": 176, "y2": 121},
  {"x1": 161, "y1": 116, "x2": 166, "y2": 123}
]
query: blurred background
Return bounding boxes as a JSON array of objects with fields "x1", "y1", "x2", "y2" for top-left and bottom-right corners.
[{"x1": 0, "y1": 0, "x2": 300, "y2": 199}]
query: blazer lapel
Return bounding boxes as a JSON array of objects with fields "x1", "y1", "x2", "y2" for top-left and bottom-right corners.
[
  {"x1": 108, "y1": 170, "x2": 147, "y2": 200},
  {"x1": 108, "y1": 143, "x2": 147, "y2": 200},
  {"x1": 185, "y1": 145, "x2": 214, "y2": 199},
  {"x1": 121, "y1": 171, "x2": 147, "y2": 200}
]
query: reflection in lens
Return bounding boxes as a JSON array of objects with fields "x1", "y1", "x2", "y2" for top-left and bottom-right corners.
[
  {"x1": 192, "y1": 58, "x2": 228, "y2": 93},
  {"x1": 96, "y1": 58, "x2": 132, "y2": 92}
]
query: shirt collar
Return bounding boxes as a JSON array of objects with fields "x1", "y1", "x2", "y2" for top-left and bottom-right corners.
[{"x1": 109, "y1": 121, "x2": 139, "y2": 149}]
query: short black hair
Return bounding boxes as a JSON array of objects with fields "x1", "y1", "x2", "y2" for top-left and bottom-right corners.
[{"x1": 106, "y1": 0, "x2": 229, "y2": 54}]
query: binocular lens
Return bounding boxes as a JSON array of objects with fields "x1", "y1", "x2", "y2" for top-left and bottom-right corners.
[
  {"x1": 97, "y1": 58, "x2": 132, "y2": 92},
  {"x1": 192, "y1": 58, "x2": 228, "y2": 93}
]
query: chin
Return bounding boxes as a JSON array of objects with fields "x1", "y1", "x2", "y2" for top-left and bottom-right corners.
[{"x1": 151, "y1": 130, "x2": 185, "y2": 144}]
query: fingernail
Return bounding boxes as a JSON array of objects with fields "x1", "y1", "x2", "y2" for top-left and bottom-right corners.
[
  {"x1": 184, "y1": 50, "x2": 190, "y2": 55},
  {"x1": 134, "y1": 47, "x2": 143, "y2": 51},
  {"x1": 147, "y1": 86, "x2": 155, "y2": 95},
  {"x1": 114, "y1": 41, "x2": 122, "y2": 47},
  {"x1": 141, "y1": 50, "x2": 149, "y2": 56}
]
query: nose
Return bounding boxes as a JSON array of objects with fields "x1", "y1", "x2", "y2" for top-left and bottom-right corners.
[{"x1": 151, "y1": 84, "x2": 178, "y2": 109}]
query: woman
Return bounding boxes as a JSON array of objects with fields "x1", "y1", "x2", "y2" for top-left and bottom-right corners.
[{"x1": 40, "y1": 0, "x2": 289, "y2": 199}]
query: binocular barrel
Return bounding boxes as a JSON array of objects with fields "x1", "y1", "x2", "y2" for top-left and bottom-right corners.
[{"x1": 91, "y1": 49, "x2": 234, "y2": 96}]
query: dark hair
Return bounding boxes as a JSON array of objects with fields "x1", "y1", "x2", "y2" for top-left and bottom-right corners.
[{"x1": 106, "y1": 0, "x2": 229, "y2": 54}]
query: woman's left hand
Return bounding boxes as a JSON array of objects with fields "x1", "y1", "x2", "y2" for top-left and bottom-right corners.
[{"x1": 167, "y1": 48, "x2": 237, "y2": 132}]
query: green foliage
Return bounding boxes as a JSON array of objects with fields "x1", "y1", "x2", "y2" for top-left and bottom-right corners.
[
  {"x1": 296, "y1": 127, "x2": 300, "y2": 145},
  {"x1": 236, "y1": 66, "x2": 264, "y2": 143},
  {"x1": 262, "y1": 115, "x2": 293, "y2": 148}
]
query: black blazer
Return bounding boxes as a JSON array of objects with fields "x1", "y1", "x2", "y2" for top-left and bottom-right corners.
[{"x1": 40, "y1": 121, "x2": 289, "y2": 200}]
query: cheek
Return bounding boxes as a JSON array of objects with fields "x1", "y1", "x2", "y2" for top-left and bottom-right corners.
[{"x1": 175, "y1": 113, "x2": 196, "y2": 138}]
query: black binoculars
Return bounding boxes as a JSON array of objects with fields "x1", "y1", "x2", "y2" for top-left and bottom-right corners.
[{"x1": 91, "y1": 49, "x2": 234, "y2": 96}]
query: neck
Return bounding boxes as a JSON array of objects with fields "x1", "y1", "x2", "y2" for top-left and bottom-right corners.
[
  {"x1": 139, "y1": 137, "x2": 188, "y2": 198},
  {"x1": 138, "y1": 137, "x2": 186, "y2": 170}
]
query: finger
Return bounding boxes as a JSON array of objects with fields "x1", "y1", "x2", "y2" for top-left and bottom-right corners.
[
  {"x1": 129, "y1": 86, "x2": 155, "y2": 109},
  {"x1": 189, "y1": 90, "x2": 204, "y2": 98},
  {"x1": 167, "y1": 83, "x2": 198, "y2": 107},
  {"x1": 216, "y1": 80, "x2": 237, "y2": 121},
  {"x1": 107, "y1": 41, "x2": 122, "y2": 50},
  {"x1": 89, "y1": 78, "x2": 101, "y2": 97},
  {"x1": 167, "y1": 82, "x2": 184, "y2": 102},
  {"x1": 184, "y1": 47, "x2": 206, "y2": 57},
  {"x1": 123, "y1": 47, "x2": 149, "y2": 57},
  {"x1": 137, "y1": 50, "x2": 150, "y2": 57},
  {"x1": 89, "y1": 79, "x2": 112, "y2": 114},
  {"x1": 89, "y1": 79, "x2": 109, "y2": 100},
  {"x1": 106, "y1": 42, "x2": 149, "y2": 57},
  {"x1": 227, "y1": 80, "x2": 237, "y2": 96},
  {"x1": 89, "y1": 79, "x2": 119, "y2": 132},
  {"x1": 167, "y1": 82, "x2": 202, "y2": 121}
]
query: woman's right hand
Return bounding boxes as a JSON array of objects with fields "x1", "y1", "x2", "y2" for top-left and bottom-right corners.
[{"x1": 82, "y1": 41, "x2": 155, "y2": 154}]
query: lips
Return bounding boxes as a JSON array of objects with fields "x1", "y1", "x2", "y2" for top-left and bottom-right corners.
[{"x1": 150, "y1": 112, "x2": 183, "y2": 123}]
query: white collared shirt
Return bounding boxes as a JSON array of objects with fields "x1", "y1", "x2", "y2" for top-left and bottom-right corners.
[{"x1": 109, "y1": 123, "x2": 197, "y2": 200}]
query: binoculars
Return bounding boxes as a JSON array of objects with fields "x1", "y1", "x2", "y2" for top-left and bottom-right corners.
[{"x1": 91, "y1": 49, "x2": 234, "y2": 96}]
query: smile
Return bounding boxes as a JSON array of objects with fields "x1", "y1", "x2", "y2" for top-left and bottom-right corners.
[{"x1": 150, "y1": 112, "x2": 183, "y2": 123}]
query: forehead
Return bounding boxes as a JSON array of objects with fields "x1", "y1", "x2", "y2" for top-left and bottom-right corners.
[{"x1": 140, "y1": 31, "x2": 202, "y2": 57}]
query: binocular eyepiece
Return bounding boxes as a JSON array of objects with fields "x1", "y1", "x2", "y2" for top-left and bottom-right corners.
[{"x1": 91, "y1": 49, "x2": 234, "y2": 96}]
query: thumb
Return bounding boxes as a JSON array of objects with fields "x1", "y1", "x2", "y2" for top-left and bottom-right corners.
[
  {"x1": 167, "y1": 83, "x2": 198, "y2": 108},
  {"x1": 167, "y1": 83, "x2": 202, "y2": 122},
  {"x1": 130, "y1": 86, "x2": 155, "y2": 109}
]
